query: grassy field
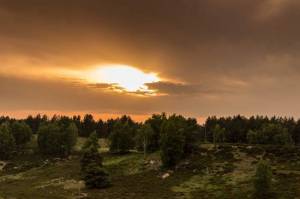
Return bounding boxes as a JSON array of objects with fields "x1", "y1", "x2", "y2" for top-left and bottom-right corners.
[{"x1": 1, "y1": 140, "x2": 300, "y2": 199}]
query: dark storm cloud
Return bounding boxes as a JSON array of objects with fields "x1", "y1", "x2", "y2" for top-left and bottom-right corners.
[
  {"x1": 1, "y1": 0, "x2": 300, "y2": 118},
  {"x1": 146, "y1": 81, "x2": 235, "y2": 96}
]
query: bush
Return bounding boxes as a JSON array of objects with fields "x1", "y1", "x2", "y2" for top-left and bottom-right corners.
[
  {"x1": 81, "y1": 132, "x2": 110, "y2": 189},
  {"x1": 253, "y1": 160, "x2": 273, "y2": 198},
  {"x1": 0, "y1": 123, "x2": 15, "y2": 160},
  {"x1": 37, "y1": 122, "x2": 78, "y2": 156},
  {"x1": 11, "y1": 121, "x2": 32, "y2": 149},
  {"x1": 82, "y1": 165, "x2": 110, "y2": 189}
]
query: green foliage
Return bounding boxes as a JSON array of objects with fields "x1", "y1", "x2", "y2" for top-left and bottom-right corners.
[
  {"x1": 212, "y1": 124, "x2": 225, "y2": 145},
  {"x1": 135, "y1": 123, "x2": 155, "y2": 154},
  {"x1": 160, "y1": 117, "x2": 185, "y2": 168},
  {"x1": 37, "y1": 122, "x2": 78, "y2": 156},
  {"x1": 273, "y1": 131, "x2": 293, "y2": 146},
  {"x1": 0, "y1": 123, "x2": 15, "y2": 160},
  {"x1": 247, "y1": 123, "x2": 292, "y2": 145},
  {"x1": 109, "y1": 120, "x2": 135, "y2": 153},
  {"x1": 253, "y1": 160, "x2": 273, "y2": 198},
  {"x1": 82, "y1": 131, "x2": 100, "y2": 152},
  {"x1": 65, "y1": 122, "x2": 78, "y2": 149},
  {"x1": 80, "y1": 114, "x2": 97, "y2": 137},
  {"x1": 183, "y1": 117, "x2": 200, "y2": 153},
  {"x1": 144, "y1": 113, "x2": 167, "y2": 152},
  {"x1": 247, "y1": 130, "x2": 258, "y2": 144},
  {"x1": 81, "y1": 131, "x2": 102, "y2": 173},
  {"x1": 81, "y1": 132, "x2": 110, "y2": 189},
  {"x1": 82, "y1": 164, "x2": 110, "y2": 189},
  {"x1": 158, "y1": 114, "x2": 200, "y2": 168},
  {"x1": 11, "y1": 121, "x2": 32, "y2": 149}
]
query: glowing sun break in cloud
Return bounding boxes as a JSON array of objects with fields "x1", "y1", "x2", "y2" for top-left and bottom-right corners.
[{"x1": 84, "y1": 65, "x2": 160, "y2": 95}]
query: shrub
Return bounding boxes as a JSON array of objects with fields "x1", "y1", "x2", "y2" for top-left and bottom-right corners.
[
  {"x1": 0, "y1": 123, "x2": 15, "y2": 160},
  {"x1": 253, "y1": 160, "x2": 273, "y2": 198},
  {"x1": 82, "y1": 165, "x2": 110, "y2": 189},
  {"x1": 11, "y1": 121, "x2": 32, "y2": 149},
  {"x1": 37, "y1": 122, "x2": 78, "y2": 156}
]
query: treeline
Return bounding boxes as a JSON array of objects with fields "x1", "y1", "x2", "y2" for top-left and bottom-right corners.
[
  {"x1": 2, "y1": 114, "x2": 300, "y2": 146},
  {"x1": 206, "y1": 115, "x2": 300, "y2": 145},
  {"x1": 0, "y1": 113, "x2": 201, "y2": 164}
]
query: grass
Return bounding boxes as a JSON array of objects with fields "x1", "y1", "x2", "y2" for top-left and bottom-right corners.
[{"x1": 1, "y1": 143, "x2": 300, "y2": 198}]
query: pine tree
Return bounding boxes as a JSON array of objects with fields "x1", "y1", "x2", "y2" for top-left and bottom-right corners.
[{"x1": 81, "y1": 132, "x2": 110, "y2": 188}]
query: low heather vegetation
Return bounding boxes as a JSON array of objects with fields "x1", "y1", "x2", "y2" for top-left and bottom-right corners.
[{"x1": 1, "y1": 113, "x2": 300, "y2": 198}]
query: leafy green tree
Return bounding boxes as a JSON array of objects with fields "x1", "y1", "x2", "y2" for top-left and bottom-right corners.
[
  {"x1": 109, "y1": 120, "x2": 135, "y2": 153},
  {"x1": 183, "y1": 117, "x2": 200, "y2": 153},
  {"x1": 144, "y1": 113, "x2": 167, "y2": 151},
  {"x1": 160, "y1": 118, "x2": 185, "y2": 168},
  {"x1": 81, "y1": 132, "x2": 110, "y2": 189},
  {"x1": 25, "y1": 114, "x2": 48, "y2": 134},
  {"x1": 0, "y1": 123, "x2": 15, "y2": 159},
  {"x1": 247, "y1": 129, "x2": 258, "y2": 144},
  {"x1": 82, "y1": 131, "x2": 99, "y2": 152},
  {"x1": 11, "y1": 121, "x2": 32, "y2": 149},
  {"x1": 63, "y1": 122, "x2": 78, "y2": 154},
  {"x1": 212, "y1": 124, "x2": 225, "y2": 147},
  {"x1": 273, "y1": 131, "x2": 293, "y2": 146},
  {"x1": 135, "y1": 123, "x2": 155, "y2": 158},
  {"x1": 37, "y1": 122, "x2": 78, "y2": 156},
  {"x1": 253, "y1": 161, "x2": 273, "y2": 198}
]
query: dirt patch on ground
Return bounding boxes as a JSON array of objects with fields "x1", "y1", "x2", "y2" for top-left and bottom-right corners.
[
  {"x1": 36, "y1": 177, "x2": 85, "y2": 190},
  {"x1": 0, "y1": 172, "x2": 25, "y2": 183},
  {"x1": 63, "y1": 179, "x2": 85, "y2": 190}
]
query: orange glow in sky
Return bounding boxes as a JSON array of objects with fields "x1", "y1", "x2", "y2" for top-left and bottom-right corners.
[{"x1": 84, "y1": 65, "x2": 160, "y2": 93}]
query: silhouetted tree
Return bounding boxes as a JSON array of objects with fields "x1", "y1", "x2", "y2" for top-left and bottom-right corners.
[
  {"x1": 37, "y1": 122, "x2": 78, "y2": 156},
  {"x1": 160, "y1": 117, "x2": 185, "y2": 168},
  {"x1": 0, "y1": 123, "x2": 15, "y2": 159},
  {"x1": 11, "y1": 121, "x2": 32, "y2": 149},
  {"x1": 109, "y1": 119, "x2": 135, "y2": 153},
  {"x1": 81, "y1": 114, "x2": 97, "y2": 137},
  {"x1": 144, "y1": 113, "x2": 167, "y2": 151},
  {"x1": 135, "y1": 123, "x2": 155, "y2": 157}
]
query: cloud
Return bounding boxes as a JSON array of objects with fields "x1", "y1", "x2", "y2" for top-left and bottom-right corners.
[
  {"x1": 146, "y1": 82, "x2": 212, "y2": 96},
  {"x1": 256, "y1": 0, "x2": 294, "y2": 20},
  {"x1": 1, "y1": 0, "x2": 300, "y2": 118}
]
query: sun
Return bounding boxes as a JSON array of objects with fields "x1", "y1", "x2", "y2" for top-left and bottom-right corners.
[{"x1": 85, "y1": 65, "x2": 160, "y2": 94}]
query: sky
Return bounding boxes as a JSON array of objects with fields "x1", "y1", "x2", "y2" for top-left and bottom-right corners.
[{"x1": 1, "y1": 0, "x2": 300, "y2": 121}]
